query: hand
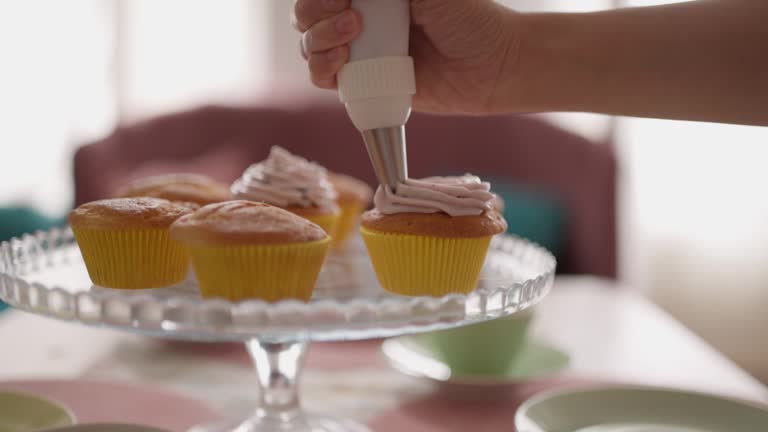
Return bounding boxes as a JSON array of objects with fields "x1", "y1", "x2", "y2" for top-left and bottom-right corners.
[{"x1": 293, "y1": 0, "x2": 522, "y2": 115}]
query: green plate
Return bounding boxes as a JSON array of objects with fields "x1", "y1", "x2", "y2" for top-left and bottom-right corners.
[
  {"x1": 382, "y1": 336, "x2": 569, "y2": 386},
  {"x1": 43, "y1": 425, "x2": 170, "y2": 432},
  {"x1": 0, "y1": 391, "x2": 75, "y2": 432},
  {"x1": 516, "y1": 386, "x2": 768, "y2": 432}
]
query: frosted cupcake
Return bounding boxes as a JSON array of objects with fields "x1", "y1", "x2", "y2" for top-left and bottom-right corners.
[
  {"x1": 116, "y1": 173, "x2": 231, "y2": 206},
  {"x1": 170, "y1": 201, "x2": 330, "y2": 302},
  {"x1": 361, "y1": 175, "x2": 507, "y2": 297},
  {"x1": 69, "y1": 197, "x2": 196, "y2": 289},
  {"x1": 328, "y1": 172, "x2": 373, "y2": 248},
  {"x1": 231, "y1": 147, "x2": 340, "y2": 238}
]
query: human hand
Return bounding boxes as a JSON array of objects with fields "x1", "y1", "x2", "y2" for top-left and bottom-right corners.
[{"x1": 293, "y1": 0, "x2": 522, "y2": 115}]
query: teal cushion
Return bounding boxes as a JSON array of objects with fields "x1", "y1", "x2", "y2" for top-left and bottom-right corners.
[
  {"x1": 0, "y1": 207, "x2": 64, "y2": 242},
  {"x1": 486, "y1": 178, "x2": 565, "y2": 258}
]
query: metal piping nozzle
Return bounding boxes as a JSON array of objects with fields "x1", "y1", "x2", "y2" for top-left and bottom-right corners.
[{"x1": 362, "y1": 126, "x2": 408, "y2": 191}]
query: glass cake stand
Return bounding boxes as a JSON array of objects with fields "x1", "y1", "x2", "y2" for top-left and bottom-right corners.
[{"x1": 0, "y1": 227, "x2": 556, "y2": 432}]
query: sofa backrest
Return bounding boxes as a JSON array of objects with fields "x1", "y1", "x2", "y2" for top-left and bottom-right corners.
[{"x1": 74, "y1": 104, "x2": 617, "y2": 277}]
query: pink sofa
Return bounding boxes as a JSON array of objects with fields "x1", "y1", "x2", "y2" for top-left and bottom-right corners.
[{"x1": 74, "y1": 104, "x2": 617, "y2": 277}]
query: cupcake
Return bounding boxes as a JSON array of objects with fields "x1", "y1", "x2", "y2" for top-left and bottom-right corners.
[
  {"x1": 116, "y1": 173, "x2": 231, "y2": 206},
  {"x1": 492, "y1": 193, "x2": 505, "y2": 213},
  {"x1": 170, "y1": 201, "x2": 330, "y2": 302},
  {"x1": 230, "y1": 147, "x2": 340, "y2": 238},
  {"x1": 69, "y1": 197, "x2": 197, "y2": 289},
  {"x1": 328, "y1": 172, "x2": 373, "y2": 247},
  {"x1": 361, "y1": 175, "x2": 507, "y2": 297}
]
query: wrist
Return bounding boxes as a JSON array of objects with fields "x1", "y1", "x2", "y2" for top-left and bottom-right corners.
[
  {"x1": 498, "y1": 12, "x2": 585, "y2": 114},
  {"x1": 484, "y1": 9, "x2": 527, "y2": 114}
]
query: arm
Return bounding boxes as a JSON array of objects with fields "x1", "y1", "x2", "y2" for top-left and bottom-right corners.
[{"x1": 506, "y1": 1, "x2": 768, "y2": 125}]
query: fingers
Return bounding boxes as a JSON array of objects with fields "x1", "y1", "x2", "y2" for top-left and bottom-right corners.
[
  {"x1": 293, "y1": 0, "x2": 351, "y2": 32},
  {"x1": 293, "y1": 0, "x2": 361, "y2": 90},
  {"x1": 301, "y1": 9, "x2": 361, "y2": 57},
  {"x1": 308, "y1": 45, "x2": 349, "y2": 89}
]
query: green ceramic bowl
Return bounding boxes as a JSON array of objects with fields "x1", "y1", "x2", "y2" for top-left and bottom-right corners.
[
  {"x1": 516, "y1": 385, "x2": 768, "y2": 432},
  {"x1": 0, "y1": 391, "x2": 75, "y2": 432},
  {"x1": 43, "y1": 425, "x2": 171, "y2": 432},
  {"x1": 410, "y1": 309, "x2": 535, "y2": 376}
]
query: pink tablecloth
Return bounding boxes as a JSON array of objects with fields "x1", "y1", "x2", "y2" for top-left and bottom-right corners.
[
  {"x1": 160, "y1": 340, "x2": 388, "y2": 370},
  {"x1": 0, "y1": 380, "x2": 221, "y2": 432},
  {"x1": 368, "y1": 378, "x2": 598, "y2": 431},
  {"x1": 155, "y1": 340, "x2": 599, "y2": 431}
]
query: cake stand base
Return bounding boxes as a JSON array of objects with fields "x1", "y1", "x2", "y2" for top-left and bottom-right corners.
[{"x1": 190, "y1": 414, "x2": 371, "y2": 432}]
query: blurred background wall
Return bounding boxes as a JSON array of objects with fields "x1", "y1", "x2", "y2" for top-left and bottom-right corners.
[{"x1": 1, "y1": 0, "x2": 767, "y2": 381}]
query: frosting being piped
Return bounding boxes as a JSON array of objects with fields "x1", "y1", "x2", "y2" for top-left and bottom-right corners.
[
  {"x1": 374, "y1": 175, "x2": 495, "y2": 216},
  {"x1": 231, "y1": 146, "x2": 338, "y2": 209}
]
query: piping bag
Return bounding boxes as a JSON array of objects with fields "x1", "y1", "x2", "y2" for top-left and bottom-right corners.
[{"x1": 337, "y1": 0, "x2": 415, "y2": 191}]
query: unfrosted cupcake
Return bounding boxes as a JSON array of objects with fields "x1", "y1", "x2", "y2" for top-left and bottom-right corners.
[
  {"x1": 361, "y1": 175, "x2": 507, "y2": 297},
  {"x1": 231, "y1": 147, "x2": 340, "y2": 238},
  {"x1": 170, "y1": 201, "x2": 330, "y2": 302},
  {"x1": 116, "y1": 173, "x2": 231, "y2": 206},
  {"x1": 69, "y1": 197, "x2": 197, "y2": 289},
  {"x1": 328, "y1": 172, "x2": 373, "y2": 247}
]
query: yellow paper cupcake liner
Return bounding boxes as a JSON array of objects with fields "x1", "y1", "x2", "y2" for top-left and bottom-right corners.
[
  {"x1": 72, "y1": 227, "x2": 189, "y2": 289},
  {"x1": 302, "y1": 213, "x2": 340, "y2": 240},
  {"x1": 360, "y1": 227, "x2": 493, "y2": 297},
  {"x1": 188, "y1": 238, "x2": 331, "y2": 302},
  {"x1": 332, "y1": 201, "x2": 366, "y2": 248}
]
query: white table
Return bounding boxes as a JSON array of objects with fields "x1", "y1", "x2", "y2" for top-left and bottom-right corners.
[{"x1": 1, "y1": 276, "x2": 765, "y2": 422}]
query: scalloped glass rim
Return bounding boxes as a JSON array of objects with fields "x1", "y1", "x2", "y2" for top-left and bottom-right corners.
[{"x1": 0, "y1": 227, "x2": 555, "y2": 342}]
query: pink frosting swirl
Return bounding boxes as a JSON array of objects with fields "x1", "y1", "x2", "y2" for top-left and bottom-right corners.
[
  {"x1": 231, "y1": 146, "x2": 338, "y2": 209},
  {"x1": 374, "y1": 175, "x2": 495, "y2": 216}
]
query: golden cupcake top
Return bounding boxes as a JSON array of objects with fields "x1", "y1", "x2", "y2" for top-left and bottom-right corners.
[
  {"x1": 361, "y1": 208, "x2": 507, "y2": 238},
  {"x1": 170, "y1": 201, "x2": 328, "y2": 245},
  {"x1": 328, "y1": 172, "x2": 373, "y2": 205},
  {"x1": 69, "y1": 197, "x2": 198, "y2": 229},
  {"x1": 116, "y1": 173, "x2": 232, "y2": 206},
  {"x1": 283, "y1": 204, "x2": 339, "y2": 218}
]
